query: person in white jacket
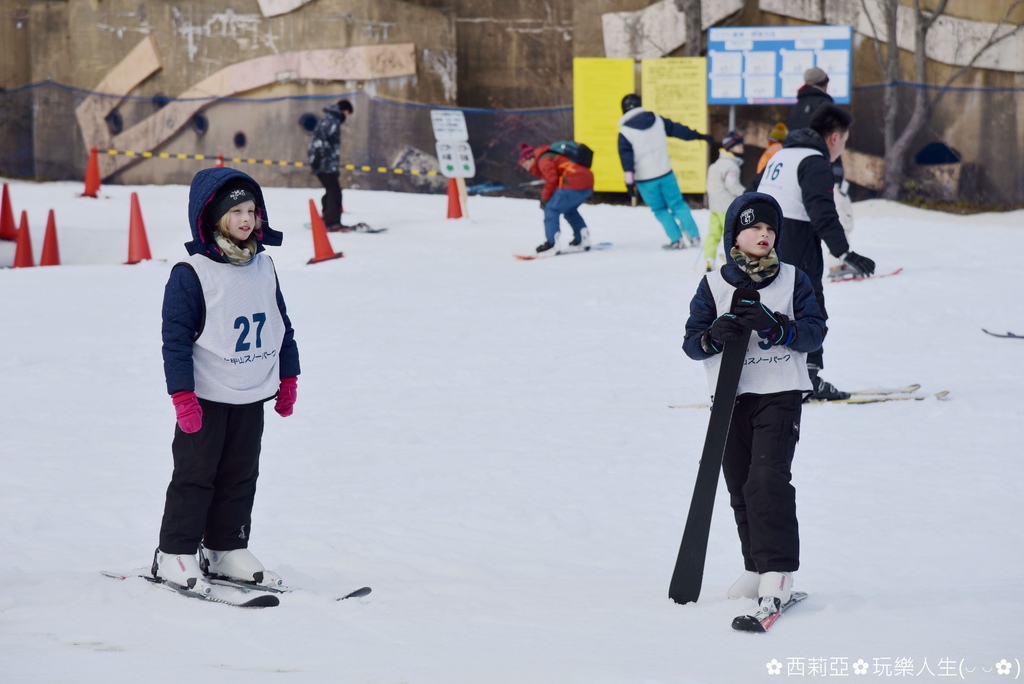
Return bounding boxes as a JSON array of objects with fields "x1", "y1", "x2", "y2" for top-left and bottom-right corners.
[{"x1": 704, "y1": 131, "x2": 746, "y2": 271}]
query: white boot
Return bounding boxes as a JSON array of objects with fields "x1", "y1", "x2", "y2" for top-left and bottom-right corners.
[
  {"x1": 202, "y1": 547, "x2": 282, "y2": 587},
  {"x1": 152, "y1": 549, "x2": 212, "y2": 595},
  {"x1": 727, "y1": 570, "x2": 760, "y2": 599},
  {"x1": 758, "y1": 571, "x2": 793, "y2": 604}
]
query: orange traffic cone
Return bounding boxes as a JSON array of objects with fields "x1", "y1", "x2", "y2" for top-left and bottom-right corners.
[
  {"x1": 12, "y1": 211, "x2": 34, "y2": 268},
  {"x1": 215, "y1": 154, "x2": 224, "y2": 168},
  {"x1": 446, "y1": 178, "x2": 462, "y2": 219},
  {"x1": 126, "y1": 192, "x2": 152, "y2": 264},
  {"x1": 81, "y1": 146, "x2": 101, "y2": 198},
  {"x1": 307, "y1": 199, "x2": 343, "y2": 265},
  {"x1": 40, "y1": 209, "x2": 60, "y2": 266},
  {"x1": 1, "y1": 183, "x2": 16, "y2": 241}
]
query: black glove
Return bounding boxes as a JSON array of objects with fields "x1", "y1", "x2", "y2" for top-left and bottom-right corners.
[
  {"x1": 539, "y1": 199, "x2": 548, "y2": 210},
  {"x1": 733, "y1": 300, "x2": 795, "y2": 346},
  {"x1": 626, "y1": 183, "x2": 638, "y2": 199},
  {"x1": 842, "y1": 251, "x2": 875, "y2": 277},
  {"x1": 702, "y1": 133, "x2": 716, "y2": 145},
  {"x1": 701, "y1": 313, "x2": 747, "y2": 354}
]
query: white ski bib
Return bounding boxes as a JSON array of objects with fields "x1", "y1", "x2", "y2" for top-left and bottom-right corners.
[
  {"x1": 703, "y1": 265, "x2": 812, "y2": 397},
  {"x1": 618, "y1": 110, "x2": 674, "y2": 181},
  {"x1": 756, "y1": 147, "x2": 823, "y2": 222},
  {"x1": 187, "y1": 252, "x2": 286, "y2": 404}
]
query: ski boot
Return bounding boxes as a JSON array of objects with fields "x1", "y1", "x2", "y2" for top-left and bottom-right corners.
[
  {"x1": 200, "y1": 546, "x2": 283, "y2": 588},
  {"x1": 152, "y1": 549, "x2": 213, "y2": 595}
]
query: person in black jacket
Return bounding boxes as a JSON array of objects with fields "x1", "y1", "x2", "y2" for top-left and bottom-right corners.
[
  {"x1": 683, "y1": 192, "x2": 825, "y2": 619},
  {"x1": 785, "y1": 67, "x2": 834, "y2": 132},
  {"x1": 307, "y1": 99, "x2": 353, "y2": 231},
  {"x1": 756, "y1": 105, "x2": 875, "y2": 400}
]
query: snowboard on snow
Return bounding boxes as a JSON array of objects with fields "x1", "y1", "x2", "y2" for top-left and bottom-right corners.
[{"x1": 514, "y1": 242, "x2": 612, "y2": 260}]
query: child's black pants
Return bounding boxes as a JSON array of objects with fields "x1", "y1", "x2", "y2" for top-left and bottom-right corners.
[
  {"x1": 159, "y1": 399, "x2": 265, "y2": 554},
  {"x1": 721, "y1": 390, "x2": 803, "y2": 574}
]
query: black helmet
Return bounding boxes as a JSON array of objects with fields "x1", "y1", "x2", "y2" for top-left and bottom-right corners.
[{"x1": 621, "y1": 94, "x2": 642, "y2": 114}]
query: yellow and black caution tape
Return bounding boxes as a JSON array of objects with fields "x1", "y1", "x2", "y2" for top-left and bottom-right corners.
[{"x1": 102, "y1": 149, "x2": 441, "y2": 177}]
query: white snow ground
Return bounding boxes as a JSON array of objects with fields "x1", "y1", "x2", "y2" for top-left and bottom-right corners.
[{"x1": 1, "y1": 178, "x2": 1022, "y2": 683}]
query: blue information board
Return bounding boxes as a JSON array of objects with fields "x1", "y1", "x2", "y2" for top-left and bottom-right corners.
[{"x1": 707, "y1": 25, "x2": 852, "y2": 105}]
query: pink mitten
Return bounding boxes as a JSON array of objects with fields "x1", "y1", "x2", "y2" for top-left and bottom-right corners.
[
  {"x1": 171, "y1": 391, "x2": 203, "y2": 433},
  {"x1": 275, "y1": 377, "x2": 297, "y2": 417}
]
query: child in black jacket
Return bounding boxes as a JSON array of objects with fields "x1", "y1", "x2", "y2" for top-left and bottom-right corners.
[{"x1": 683, "y1": 192, "x2": 825, "y2": 621}]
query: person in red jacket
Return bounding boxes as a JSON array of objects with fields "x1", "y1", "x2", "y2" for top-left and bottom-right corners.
[{"x1": 518, "y1": 143, "x2": 594, "y2": 257}]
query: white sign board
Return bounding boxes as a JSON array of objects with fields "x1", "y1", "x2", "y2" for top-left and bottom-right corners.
[
  {"x1": 435, "y1": 141, "x2": 476, "y2": 179},
  {"x1": 707, "y1": 25, "x2": 852, "y2": 105},
  {"x1": 430, "y1": 110, "x2": 470, "y2": 142}
]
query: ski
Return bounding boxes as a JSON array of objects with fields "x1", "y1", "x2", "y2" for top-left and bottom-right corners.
[
  {"x1": 670, "y1": 384, "x2": 925, "y2": 409},
  {"x1": 732, "y1": 591, "x2": 808, "y2": 633},
  {"x1": 982, "y1": 329, "x2": 1022, "y2": 339},
  {"x1": 828, "y1": 267, "x2": 902, "y2": 282},
  {"x1": 811, "y1": 390, "x2": 949, "y2": 405},
  {"x1": 848, "y1": 383, "x2": 920, "y2": 396},
  {"x1": 513, "y1": 242, "x2": 612, "y2": 260},
  {"x1": 208, "y1": 575, "x2": 372, "y2": 601},
  {"x1": 669, "y1": 288, "x2": 757, "y2": 605},
  {"x1": 101, "y1": 571, "x2": 279, "y2": 608}
]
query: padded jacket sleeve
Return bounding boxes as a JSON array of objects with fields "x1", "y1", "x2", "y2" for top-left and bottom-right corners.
[
  {"x1": 682, "y1": 277, "x2": 718, "y2": 361},
  {"x1": 161, "y1": 263, "x2": 203, "y2": 395},
  {"x1": 797, "y1": 154, "x2": 851, "y2": 258}
]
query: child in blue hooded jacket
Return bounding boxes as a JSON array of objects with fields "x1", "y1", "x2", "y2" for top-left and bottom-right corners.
[
  {"x1": 682, "y1": 192, "x2": 825, "y2": 623},
  {"x1": 153, "y1": 167, "x2": 300, "y2": 595}
]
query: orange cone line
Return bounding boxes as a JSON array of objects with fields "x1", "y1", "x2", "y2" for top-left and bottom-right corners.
[
  {"x1": 1, "y1": 183, "x2": 17, "y2": 241},
  {"x1": 446, "y1": 178, "x2": 462, "y2": 219},
  {"x1": 12, "y1": 210, "x2": 35, "y2": 268},
  {"x1": 40, "y1": 209, "x2": 60, "y2": 266},
  {"x1": 126, "y1": 192, "x2": 152, "y2": 264},
  {"x1": 81, "y1": 146, "x2": 101, "y2": 198},
  {"x1": 307, "y1": 199, "x2": 343, "y2": 265}
]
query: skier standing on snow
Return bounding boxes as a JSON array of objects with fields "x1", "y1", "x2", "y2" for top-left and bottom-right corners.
[
  {"x1": 682, "y1": 192, "x2": 825, "y2": 624},
  {"x1": 517, "y1": 142, "x2": 594, "y2": 257},
  {"x1": 703, "y1": 130, "x2": 746, "y2": 272},
  {"x1": 154, "y1": 167, "x2": 300, "y2": 595},
  {"x1": 308, "y1": 99, "x2": 353, "y2": 232},
  {"x1": 756, "y1": 105, "x2": 875, "y2": 400},
  {"x1": 617, "y1": 93, "x2": 714, "y2": 250}
]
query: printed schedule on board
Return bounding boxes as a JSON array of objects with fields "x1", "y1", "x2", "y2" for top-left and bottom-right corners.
[{"x1": 707, "y1": 25, "x2": 852, "y2": 105}]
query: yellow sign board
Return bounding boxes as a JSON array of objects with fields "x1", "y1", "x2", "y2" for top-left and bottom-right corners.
[
  {"x1": 640, "y1": 57, "x2": 709, "y2": 194},
  {"x1": 572, "y1": 58, "x2": 635, "y2": 193}
]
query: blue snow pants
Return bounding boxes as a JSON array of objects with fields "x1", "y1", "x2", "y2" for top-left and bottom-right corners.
[
  {"x1": 637, "y1": 173, "x2": 700, "y2": 242},
  {"x1": 544, "y1": 188, "x2": 592, "y2": 243}
]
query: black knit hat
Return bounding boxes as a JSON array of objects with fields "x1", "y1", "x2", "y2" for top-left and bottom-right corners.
[
  {"x1": 205, "y1": 181, "x2": 256, "y2": 228},
  {"x1": 737, "y1": 200, "x2": 779, "y2": 233}
]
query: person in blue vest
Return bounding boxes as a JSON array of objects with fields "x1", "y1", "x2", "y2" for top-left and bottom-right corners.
[
  {"x1": 617, "y1": 93, "x2": 714, "y2": 249},
  {"x1": 153, "y1": 167, "x2": 300, "y2": 595},
  {"x1": 682, "y1": 192, "x2": 825, "y2": 624}
]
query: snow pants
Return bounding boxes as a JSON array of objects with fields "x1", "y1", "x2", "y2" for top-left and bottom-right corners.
[
  {"x1": 637, "y1": 173, "x2": 700, "y2": 242},
  {"x1": 544, "y1": 187, "x2": 592, "y2": 243},
  {"x1": 158, "y1": 398, "x2": 265, "y2": 554},
  {"x1": 721, "y1": 391, "x2": 803, "y2": 573},
  {"x1": 317, "y1": 171, "x2": 343, "y2": 228}
]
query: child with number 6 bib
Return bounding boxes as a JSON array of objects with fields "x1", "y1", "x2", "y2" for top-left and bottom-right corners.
[
  {"x1": 682, "y1": 192, "x2": 825, "y2": 624},
  {"x1": 153, "y1": 167, "x2": 300, "y2": 595}
]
